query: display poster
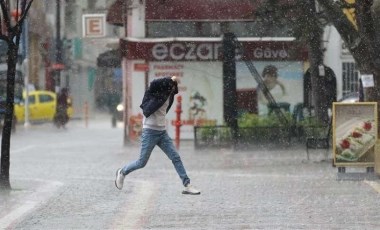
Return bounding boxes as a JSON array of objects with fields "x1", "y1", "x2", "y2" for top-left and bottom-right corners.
[
  {"x1": 149, "y1": 62, "x2": 224, "y2": 139},
  {"x1": 236, "y1": 61, "x2": 304, "y2": 115},
  {"x1": 333, "y1": 102, "x2": 377, "y2": 167},
  {"x1": 126, "y1": 39, "x2": 308, "y2": 140},
  {"x1": 144, "y1": 61, "x2": 304, "y2": 139}
]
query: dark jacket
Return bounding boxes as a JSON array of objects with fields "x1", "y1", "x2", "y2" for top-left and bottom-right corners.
[{"x1": 140, "y1": 77, "x2": 178, "y2": 118}]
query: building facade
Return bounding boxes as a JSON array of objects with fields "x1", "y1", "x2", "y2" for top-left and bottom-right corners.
[
  {"x1": 107, "y1": 0, "x2": 309, "y2": 140},
  {"x1": 323, "y1": 25, "x2": 359, "y2": 101},
  {"x1": 21, "y1": 0, "x2": 123, "y2": 118}
]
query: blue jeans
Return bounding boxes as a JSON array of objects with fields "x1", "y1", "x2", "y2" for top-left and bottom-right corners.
[{"x1": 121, "y1": 128, "x2": 190, "y2": 186}]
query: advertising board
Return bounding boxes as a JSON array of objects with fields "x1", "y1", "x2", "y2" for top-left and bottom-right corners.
[{"x1": 333, "y1": 102, "x2": 378, "y2": 167}]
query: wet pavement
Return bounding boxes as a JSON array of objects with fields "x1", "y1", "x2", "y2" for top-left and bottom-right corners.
[{"x1": 1, "y1": 114, "x2": 380, "y2": 229}]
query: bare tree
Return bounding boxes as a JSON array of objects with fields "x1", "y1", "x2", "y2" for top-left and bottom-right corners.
[
  {"x1": 254, "y1": 0, "x2": 380, "y2": 124},
  {"x1": 253, "y1": 0, "x2": 331, "y2": 125},
  {"x1": 298, "y1": 0, "x2": 329, "y2": 125},
  {"x1": 0, "y1": 0, "x2": 33, "y2": 190},
  {"x1": 317, "y1": 0, "x2": 380, "y2": 101}
]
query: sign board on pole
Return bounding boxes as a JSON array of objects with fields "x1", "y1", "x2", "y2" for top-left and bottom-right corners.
[
  {"x1": 134, "y1": 63, "x2": 149, "y2": 72},
  {"x1": 51, "y1": 63, "x2": 65, "y2": 70},
  {"x1": 333, "y1": 102, "x2": 378, "y2": 167},
  {"x1": 361, "y1": 74, "x2": 375, "y2": 88},
  {"x1": 82, "y1": 14, "x2": 106, "y2": 38}
]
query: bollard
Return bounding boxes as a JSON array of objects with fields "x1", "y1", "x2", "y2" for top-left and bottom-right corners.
[
  {"x1": 175, "y1": 95, "x2": 182, "y2": 149},
  {"x1": 128, "y1": 114, "x2": 143, "y2": 141},
  {"x1": 84, "y1": 100, "x2": 89, "y2": 128}
]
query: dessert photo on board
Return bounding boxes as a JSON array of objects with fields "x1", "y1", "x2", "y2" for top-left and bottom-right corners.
[{"x1": 335, "y1": 119, "x2": 376, "y2": 162}]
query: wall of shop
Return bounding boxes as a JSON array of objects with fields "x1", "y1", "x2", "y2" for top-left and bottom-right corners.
[{"x1": 122, "y1": 38, "x2": 308, "y2": 139}]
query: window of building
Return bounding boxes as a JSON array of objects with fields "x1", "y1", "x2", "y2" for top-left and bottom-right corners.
[
  {"x1": 224, "y1": 21, "x2": 294, "y2": 37},
  {"x1": 147, "y1": 22, "x2": 197, "y2": 37},
  {"x1": 146, "y1": 21, "x2": 295, "y2": 38},
  {"x1": 342, "y1": 62, "x2": 359, "y2": 96}
]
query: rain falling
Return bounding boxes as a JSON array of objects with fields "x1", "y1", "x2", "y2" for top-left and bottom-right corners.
[{"x1": 1, "y1": 0, "x2": 380, "y2": 229}]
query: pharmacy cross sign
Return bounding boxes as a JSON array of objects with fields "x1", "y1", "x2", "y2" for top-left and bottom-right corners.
[{"x1": 82, "y1": 14, "x2": 106, "y2": 38}]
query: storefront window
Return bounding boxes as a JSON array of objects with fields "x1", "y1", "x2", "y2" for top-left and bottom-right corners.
[
  {"x1": 225, "y1": 21, "x2": 294, "y2": 37},
  {"x1": 147, "y1": 22, "x2": 197, "y2": 37},
  {"x1": 147, "y1": 21, "x2": 295, "y2": 38}
]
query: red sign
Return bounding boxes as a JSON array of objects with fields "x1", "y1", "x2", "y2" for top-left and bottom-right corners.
[
  {"x1": 51, "y1": 63, "x2": 65, "y2": 70},
  {"x1": 120, "y1": 39, "x2": 308, "y2": 62},
  {"x1": 134, "y1": 63, "x2": 149, "y2": 72},
  {"x1": 83, "y1": 14, "x2": 106, "y2": 38}
]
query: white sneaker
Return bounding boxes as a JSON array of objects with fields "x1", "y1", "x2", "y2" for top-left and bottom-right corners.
[
  {"x1": 115, "y1": 168, "x2": 125, "y2": 190},
  {"x1": 182, "y1": 184, "x2": 201, "y2": 195}
]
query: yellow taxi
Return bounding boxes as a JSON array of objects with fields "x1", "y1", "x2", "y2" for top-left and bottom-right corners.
[{"x1": 14, "y1": 90, "x2": 73, "y2": 123}]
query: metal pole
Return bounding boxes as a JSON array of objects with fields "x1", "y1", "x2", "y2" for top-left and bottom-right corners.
[
  {"x1": 175, "y1": 95, "x2": 182, "y2": 150},
  {"x1": 55, "y1": 0, "x2": 61, "y2": 93},
  {"x1": 222, "y1": 33, "x2": 238, "y2": 148},
  {"x1": 22, "y1": 58, "x2": 30, "y2": 127}
]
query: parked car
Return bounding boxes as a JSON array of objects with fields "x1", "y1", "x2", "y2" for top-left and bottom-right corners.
[{"x1": 14, "y1": 90, "x2": 73, "y2": 123}]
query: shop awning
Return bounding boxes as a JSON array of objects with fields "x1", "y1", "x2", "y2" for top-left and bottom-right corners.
[
  {"x1": 119, "y1": 37, "x2": 308, "y2": 62},
  {"x1": 97, "y1": 49, "x2": 121, "y2": 68},
  {"x1": 106, "y1": 0, "x2": 124, "y2": 26},
  {"x1": 146, "y1": 0, "x2": 256, "y2": 21},
  {"x1": 106, "y1": 0, "x2": 298, "y2": 25},
  {"x1": 106, "y1": 0, "x2": 255, "y2": 25}
]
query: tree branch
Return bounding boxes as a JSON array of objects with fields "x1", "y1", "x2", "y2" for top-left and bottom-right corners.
[
  {"x1": 0, "y1": 1, "x2": 11, "y2": 32},
  {"x1": 14, "y1": 0, "x2": 33, "y2": 27},
  {"x1": 316, "y1": 0, "x2": 369, "y2": 61}
]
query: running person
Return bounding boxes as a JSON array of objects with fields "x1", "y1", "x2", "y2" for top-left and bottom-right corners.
[{"x1": 115, "y1": 76, "x2": 200, "y2": 195}]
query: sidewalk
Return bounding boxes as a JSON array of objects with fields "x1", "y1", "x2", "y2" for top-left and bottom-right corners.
[
  {"x1": 1, "y1": 117, "x2": 380, "y2": 229},
  {"x1": 0, "y1": 114, "x2": 116, "y2": 228}
]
